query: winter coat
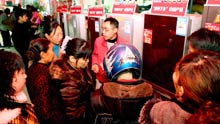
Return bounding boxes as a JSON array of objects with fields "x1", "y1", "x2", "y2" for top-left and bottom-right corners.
[
  {"x1": 0, "y1": 103, "x2": 39, "y2": 124},
  {"x1": 0, "y1": 92, "x2": 39, "y2": 124},
  {"x1": 12, "y1": 22, "x2": 32, "y2": 56},
  {"x1": 91, "y1": 79, "x2": 153, "y2": 123},
  {"x1": 50, "y1": 59, "x2": 95, "y2": 124},
  {"x1": 139, "y1": 99, "x2": 193, "y2": 124},
  {"x1": 26, "y1": 63, "x2": 65, "y2": 124}
]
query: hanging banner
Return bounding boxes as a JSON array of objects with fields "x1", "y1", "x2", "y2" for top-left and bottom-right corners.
[
  {"x1": 88, "y1": 6, "x2": 104, "y2": 17},
  {"x1": 112, "y1": 2, "x2": 136, "y2": 14},
  {"x1": 70, "y1": 6, "x2": 82, "y2": 14},
  {"x1": 56, "y1": 5, "x2": 68, "y2": 13},
  {"x1": 205, "y1": 23, "x2": 220, "y2": 32},
  {"x1": 56, "y1": 6, "x2": 62, "y2": 13},
  {"x1": 61, "y1": 5, "x2": 68, "y2": 13},
  {"x1": 151, "y1": 0, "x2": 188, "y2": 16},
  {"x1": 206, "y1": 0, "x2": 220, "y2": 5}
]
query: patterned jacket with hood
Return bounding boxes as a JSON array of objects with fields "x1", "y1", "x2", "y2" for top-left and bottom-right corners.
[{"x1": 0, "y1": 92, "x2": 39, "y2": 124}]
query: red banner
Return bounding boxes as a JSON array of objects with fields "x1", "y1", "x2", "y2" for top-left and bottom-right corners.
[
  {"x1": 61, "y1": 5, "x2": 68, "y2": 13},
  {"x1": 88, "y1": 7, "x2": 104, "y2": 17},
  {"x1": 206, "y1": 0, "x2": 220, "y2": 5},
  {"x1": 151, "y1": 0, "x2": 188, "y2": 16},
  {"x1": 70, "y1": 6, "x2": 82, "y2": 14},
  {"x1": 56, "y1": 6, "x2": 62, "y2": 13},
  {"x1": 112, "y1": 2, "x2": 136, "y2": 14},
  {"x1": 205, "y1": 23, "x2": 220, "y2": 32}
]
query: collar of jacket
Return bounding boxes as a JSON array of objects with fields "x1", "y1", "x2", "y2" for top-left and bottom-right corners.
[{"x1": 101, "y1": 35, "x2": 119, "y2": 47}]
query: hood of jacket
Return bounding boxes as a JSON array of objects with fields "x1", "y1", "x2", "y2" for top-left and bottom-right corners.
[
  {"x1": 0, "y1": 92, "x2": 27, "y2": 123},
  {"x1": 0, "y1": 107, "x2": 21, "y2": 123}
]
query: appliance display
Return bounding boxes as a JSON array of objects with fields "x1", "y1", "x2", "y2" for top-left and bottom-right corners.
[
  {"x1": 62, "y1": 13, "x2": 88, "y2": 40},
  {"x1": 187, "y1": 14, "x2": 202, "y2": 34},
  {"x1": 142, "y1": 14, "x2": 190, "y2": 93},
  {"x1": 202, "y1": 5, "x2": 220, "y2": 32},
  {"x1": 87, "y1": 16, "x2": 106, "y2": 51}
]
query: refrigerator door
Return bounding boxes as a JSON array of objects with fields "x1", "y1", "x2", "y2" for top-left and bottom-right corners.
[
  {"x1": 87, "y1": 16, "x2": 106, "y2": 50},
  {"x1": 142, "y1": 14, "x2": 190, "y2": 93},
  {"x1": 64, "y1": 14, "x2": 88, "y2": 40},
  {"x1": 202, "y1": 5, "x2": 220, "y2": 26}
]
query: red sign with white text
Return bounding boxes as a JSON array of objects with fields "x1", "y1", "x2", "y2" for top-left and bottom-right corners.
[
  {"x1": 112, "y1": 2, "x2": 136, "y2": 14},
  {"x1": 56, "y1": 6, "x2": 62, "y2": 13},
  {"x1": 88, "y1": 7, "x2": 104, "y2": 17},
  {"x1": 61, "y1": 5, "x2": 68, "y2": 13},
  {"x1": 70, "y1": 6, "x2": 82, "y2": 14},
  {"x1": 151, "y1": 0, "x2": 188, "y2": 16},
  {"x1": 206, "y1": 0, "x2": 220, "y2": 5},
  {"x1": 205, "y1": 23, "x2": 220, "y2": 32}
]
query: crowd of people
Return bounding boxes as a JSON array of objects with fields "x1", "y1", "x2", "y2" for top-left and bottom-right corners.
[{"x1": 1, "y1": 4, "x2": 220, "y2": 123}]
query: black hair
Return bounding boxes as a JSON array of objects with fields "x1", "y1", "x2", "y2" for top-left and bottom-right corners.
[
  {"x1": 0, "y1": 50, "x2": 25, "y2": 110},
  {"x1": 188, "y1": 28, "x2": 220, "y2": 52},
  {"x1": 0, "y1": 10, "x2": 3, "y2": 15},
  {"x1": 4, "y1": 8, "x2": 10, "y2": 14},
  {"x1": 43, "y1": 20, "x2": 61, "y2": 36},
  {"x1": 15, "y1": 8, "x2": 27, "y2": 20},
  {"x1": 26, "y1": 38, "x2": 51, "y2": 62},
  {"x1": 65, "y1": 38, "x2": 92, "y2": 60},
  {"x1": 104, "y1": 17, "x2": 119, "y2": 29}
]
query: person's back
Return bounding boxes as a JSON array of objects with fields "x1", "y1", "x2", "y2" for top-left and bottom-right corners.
[
  {"x1": 0, "y1": 8, "x2": 9, "y2": 31},
  {"x1": 0, "y1": 8, "x2": 11, "y2": 47},
  {"x1": 12, "y1": 8, "x2": 31, "y2": 70},
  {"x1": 91, "y1": 43, "x2": 153, "y2": 124}
]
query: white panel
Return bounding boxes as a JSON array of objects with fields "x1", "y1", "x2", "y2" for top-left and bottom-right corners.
[
  {"x1": 132, "y1": 14, "x2": 144, "y2": 58},
  {"x1": 187, "y1": 14, "x2": 202, "y2": 34}
]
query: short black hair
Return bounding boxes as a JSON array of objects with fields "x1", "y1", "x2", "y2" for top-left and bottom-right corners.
[
  {"x1": 4, "y1": 8, "x2": 10, "y2": 14},
  {"x1": 0, "y1": 10, "x2": 3, "y2": 15},
  {"x1": 65, "y1": 38, "x2": 92, "y2": 60},
  {"x1": 15, "y1": 8, "x2": 27, "y2": 20},
  {"x1": 104, "y1": 17, "x2": 119, "y2": 29},
  {"x1": 188, "y1": 28, "x2": 220, "y2": 52}
]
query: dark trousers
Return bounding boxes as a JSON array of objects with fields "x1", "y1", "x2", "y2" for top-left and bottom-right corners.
[{"x1": 1, "y1": 30, "x2": 11, "y2": 47}]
